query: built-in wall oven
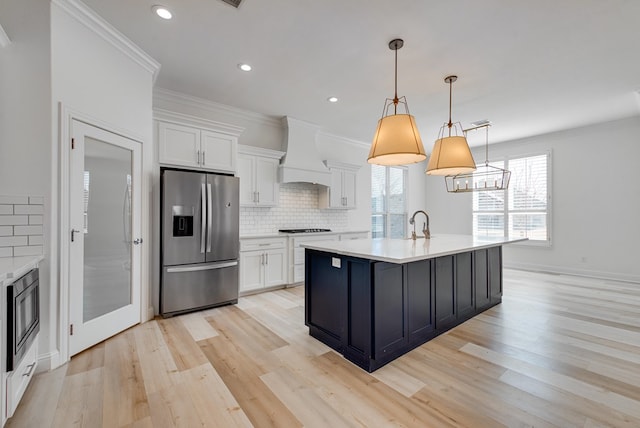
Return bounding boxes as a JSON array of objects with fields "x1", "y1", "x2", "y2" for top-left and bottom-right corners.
[{"x1": 6, "y1": 268, "x2": 40, "y2": 371}]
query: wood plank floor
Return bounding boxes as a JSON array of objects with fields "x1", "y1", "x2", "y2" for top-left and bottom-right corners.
[{"x1": 8, "y1": 269, "x2": 640, "y2": 427}]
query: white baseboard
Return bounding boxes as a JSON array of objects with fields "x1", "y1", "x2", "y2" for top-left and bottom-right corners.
[
  {"x1": 504, "y1": 261, "x2": 640, "y2": 284},
  {"x1": 36, "y1": 350, "x2": 62, "y2": 374}
]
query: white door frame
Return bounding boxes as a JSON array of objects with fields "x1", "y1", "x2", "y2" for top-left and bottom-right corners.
[{"x1": 58, "y1": 104, "x2": 150, "y2": 364}]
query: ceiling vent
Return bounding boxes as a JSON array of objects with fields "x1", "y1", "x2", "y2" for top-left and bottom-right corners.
[{"x1": 220, "y1": 0, "x2": 242, "y2": 8}]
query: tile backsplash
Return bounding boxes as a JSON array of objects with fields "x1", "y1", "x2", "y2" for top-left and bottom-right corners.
[
  {"x1": 0, "y1": 196, "x2": 44, "y2": 257},
  {"x1": 240, "y1": 183, "x2": 348, "y2": 235}
]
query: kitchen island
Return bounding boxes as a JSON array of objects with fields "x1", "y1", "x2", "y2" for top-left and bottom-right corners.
[{"x1": 302, "y1": 235, "x2": 525, "y2": 372}]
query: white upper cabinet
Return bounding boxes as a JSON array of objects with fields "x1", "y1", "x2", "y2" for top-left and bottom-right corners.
[
  {"x1": 237, "y1": 145, "x2": 284, "y2": 207},
  {"x1": 155, "y1": 111, "x2": 243, "y2": 173},
  {"x1": 319, "y1": 161, "x2": 360, "y2": 209}
]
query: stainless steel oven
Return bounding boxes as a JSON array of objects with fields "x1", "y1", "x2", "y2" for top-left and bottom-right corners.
[{"x1": 6, "y1": 268, "x2": 40, "y2": 371}]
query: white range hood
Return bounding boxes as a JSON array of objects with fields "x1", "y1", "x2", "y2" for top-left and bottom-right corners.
[{"x1": 279, "y1": 116, "x2": 332, "y2": 187}]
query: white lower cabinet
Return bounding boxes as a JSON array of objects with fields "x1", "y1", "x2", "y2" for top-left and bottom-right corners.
[
  {"x1": 4, "y1": 335, "x2": 38, "y2": 421},
  {"x1": 288, "y1": 234, "x2": 339, "y2": 283},
  {"x1": 239, "y1": 237, "x2": 287, "y2": 293}
]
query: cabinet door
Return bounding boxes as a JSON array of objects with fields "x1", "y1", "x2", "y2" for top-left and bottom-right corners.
[
  {"x1": 488, "y1": 246, "x2": 502, "y2": 302},
  {"x1": 407, "y1": 259, "x2": 434, "y2": 342},
  {"x1": 434, "y1": 256, "x2": 456, "y2": 329},
  {"x1": 158, "y1": 122, "x2": 200, "y2": 168},
  {"x1": 255, "y1": 157, "x2": 279, "y2": 206},
  {"x1": 237, "y1": 154, "x2": 256, "y2": 206},
  {"x1": 201, "y1": 131, "x2": 237, "y2": 173},
  {"x1": 328, "y1": 169, "x2": 343, "y2": 207},
  {"x1": 474, "y1": 249, "x2": 490, "y2": 310},
  {"x1": 456, "y1": 252, "x2": 474, "y2": 319},
  {"x1": 239, "y1": 251, "x2": 263, "y2": 292},
  {"x1": 342, "y1": 170, "x2": 357, "y2": 208},
  {"x1": 264, "y1": 248, "x2": 286, "y2": 287},
  {"x1": 373, "y1": 262, "x2": 407, "y2": 358}
]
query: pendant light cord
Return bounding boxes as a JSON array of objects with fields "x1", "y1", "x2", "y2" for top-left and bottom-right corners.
[
  {"x1": 393, "y1": 45, "x2": 398, "y2": 114},
  {"x1": 447, "y1": 79, "x2": 453, "y2": 136},
  {"x1": 485, "y1": 126, "x2": 489, "y2": 166}
]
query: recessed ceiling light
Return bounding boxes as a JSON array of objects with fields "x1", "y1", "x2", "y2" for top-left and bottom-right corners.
[
  {"x1": 238, "y1": 63, "x2": 252, "y2": 72},
  {"x1": 152, "y1": 5, "x2": 172, "y2": 20},
  {"x1": 327, "y1": 96, "x2": 339, "y2": 103}
]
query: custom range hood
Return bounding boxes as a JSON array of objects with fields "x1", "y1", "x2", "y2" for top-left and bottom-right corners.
[{"x1": 279, "y1": 116, "x2": 332, "y2": 187}]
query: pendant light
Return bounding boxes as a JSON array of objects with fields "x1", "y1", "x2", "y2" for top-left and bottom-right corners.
[
  {"x1": 425, "y1": 75, "x2": 476, "y2": 175},
  {"x1": 368, "y1": 39, "x2": 426, "y2": 166},
  {"x1": 444, "y1": 123, "x2": 511, "y2": 193}
]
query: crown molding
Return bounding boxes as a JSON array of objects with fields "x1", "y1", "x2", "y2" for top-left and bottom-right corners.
[
  {"x1": 153, "y1": 87, "x2": 282, "y2": 129},
  {"x1": 237, "y1": 144, "x2": 284, "y2": 159},
  {"x1": 317, "y1": 130, "x2": 370, "y2": 149},
  {"x1": 52, "y1": 0, "x2": 160, "y2": 81},
  {"x1": 154, "y1": 108, "x2": 245, "y2": 137},
  {"x1": 0, "y1": 24, "x2": 10, "y2": 48}
]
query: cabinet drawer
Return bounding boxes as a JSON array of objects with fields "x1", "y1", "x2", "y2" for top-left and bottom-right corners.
[
  {"x1": 6, "y1": 336, "x2": 38, "y2": 419},
  {"x1": 240, "y1": 237, "x2": 286, "y2": 252}
]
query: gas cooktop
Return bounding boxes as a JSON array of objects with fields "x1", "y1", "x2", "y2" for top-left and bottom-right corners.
[{"x1": 279, "y1": 228, "x2": 332, "y2": 234}]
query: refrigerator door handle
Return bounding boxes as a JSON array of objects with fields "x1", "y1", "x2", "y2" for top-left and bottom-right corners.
[
  {"x1": 206, "y1": 182, "x2": 213, "y2": 253},
  {"x1": 166, "y1": 260, "x2": 238, "y2": 273},
  {"x1": 200, "y1": 183, "x2": 206, "y2": 254}
]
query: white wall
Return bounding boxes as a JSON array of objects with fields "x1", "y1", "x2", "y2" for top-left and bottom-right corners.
[
  {"x1": 425, "y1": 116, "x2": 640, "y2": 282},
  {"x1": 0, "y1": 0, "x2": 53, "y2": 368}
]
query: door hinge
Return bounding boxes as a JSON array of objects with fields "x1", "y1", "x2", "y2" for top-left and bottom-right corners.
[
  {"x1": 70, "y1": 324, "x2": 74, "y2": 335},
  {"x1": 71, "y1": 138, "x2": 75, "y2": 149}
]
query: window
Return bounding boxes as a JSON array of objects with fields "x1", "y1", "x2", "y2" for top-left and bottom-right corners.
[
  {"x1": 473, "y1": 153, "x2": 550, "y2": 244},
  {"x1": 371, "y1": 165, "x2": 407, "y2": 238}
]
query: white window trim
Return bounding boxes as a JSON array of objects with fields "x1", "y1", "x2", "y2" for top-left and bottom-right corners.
[
  {"x1": 473, "y1": 150, "x2": 552, "y2": 247},
  {"x1": 371, "y1": 165, "x2": 408, "y2": 239}
]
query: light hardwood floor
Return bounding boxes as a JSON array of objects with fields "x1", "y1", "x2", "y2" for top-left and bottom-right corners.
[{"x1": 8, "y1": 269, "x2": 640, "y2": 427}]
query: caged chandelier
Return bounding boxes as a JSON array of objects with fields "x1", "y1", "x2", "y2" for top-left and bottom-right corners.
[
  {"x1": 445, "y1": 122, "x2": 511, "y2": 193},
  {"x1": 368, "y1": 39, "x2": 426, "y2": 166}
]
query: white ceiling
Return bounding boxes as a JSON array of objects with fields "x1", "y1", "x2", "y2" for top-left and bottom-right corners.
[{"x1": 81, "y1": 0, "x2": 640, "y2": 147}]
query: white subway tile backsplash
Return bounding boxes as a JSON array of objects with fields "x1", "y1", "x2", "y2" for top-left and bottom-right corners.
[
  {"x1": 14, "y1": 225, "x2": 43, "y2": 235},
  {"x1": 0, "y1": 195, "x2": 44, "y2": 257},
  {"x1": 29, "y1": 235, "x2": 43, "y2": 245},
  {"x1": 14, "y1": 204, "x2": 44, "y2": 215},
  {"x1": 13, "y1": 245, "x2": 43, "y2": 256},
  {"x1": 0, "y1": 215, "x2": 28, "y2": 226},
  {"x1": 239, "y1": 183, "x2": 348, "y2": 235},
  {"x1": 0, "y1": 236, "x2": 28, "y2": 247},
  {"x1": 0, "y1": 196, "x2": 28, "y2": 205},
  {"x1": 29, "y1": 215, "x2": 43, "y2": 225}
]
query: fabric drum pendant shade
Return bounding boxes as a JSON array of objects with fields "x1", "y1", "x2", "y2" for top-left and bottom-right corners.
[
  {"x1": 426, "y1": 135, "x2": 476, "y2": 175},
  {"x1": 368, "y1": 113, "x2": 426, "y2": 165}
]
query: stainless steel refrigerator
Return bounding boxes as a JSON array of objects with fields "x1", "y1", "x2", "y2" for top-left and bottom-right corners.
[{"x1": 160, "y1": 168, "x2": 239, "y2": 317}]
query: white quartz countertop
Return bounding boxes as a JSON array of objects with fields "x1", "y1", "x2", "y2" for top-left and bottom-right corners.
[
  {"x1": 301, "y1": 234, "x2": 527, "y2": 264},
  {"x1": 0, "y1": 255, "x2": 44, "y2": 284},
  {"x1": 240, "y1": 230, "x2": 369, "y2": 239}
]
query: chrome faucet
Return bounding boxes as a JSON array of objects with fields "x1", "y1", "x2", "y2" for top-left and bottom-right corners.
[{"x1": 409, "y1": 210, "x2": 431, "y2": 240}]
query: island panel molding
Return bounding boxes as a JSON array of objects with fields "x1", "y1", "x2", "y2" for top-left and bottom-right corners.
[{"x1": 303, "y1": 235, "x2": 519, "y2": 372}]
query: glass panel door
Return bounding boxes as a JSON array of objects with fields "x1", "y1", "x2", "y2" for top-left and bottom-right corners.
[
  {"x1": 82, "y1": 137, "x2": 133, "y2": 321},
  {"x1": 69, "y1": 120, "x2": 141, "y2": 357}
]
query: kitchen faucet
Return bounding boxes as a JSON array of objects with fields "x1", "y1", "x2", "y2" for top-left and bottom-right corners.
[{"x1": 409, "y1": 210, "x2": 431, "y2": 240}]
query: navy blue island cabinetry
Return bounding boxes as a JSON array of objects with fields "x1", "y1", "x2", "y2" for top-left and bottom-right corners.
[{"x1": 304, "y1": 243, "x2": 504, "y2": 372}]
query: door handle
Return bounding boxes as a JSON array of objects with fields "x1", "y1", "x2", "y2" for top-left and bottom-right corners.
[
  {"x1": 200, "y1": 183, "x2": 206, "y2": 254},
  {"x1": 202, "y1": 151, "x2": 206, "y2": 165},
  {"x1": 207, "y1": 182, "x2": 213, "y2": 253},
  {"x1": 133, "y1": 238, "x2": 143, "y2": 245},
  {"x1": 71, "y1": 229, "x2": 80, "y2": 242},
  {"x1": 197, "y1": 150, "x2": 201, "y2": 165}
]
